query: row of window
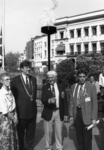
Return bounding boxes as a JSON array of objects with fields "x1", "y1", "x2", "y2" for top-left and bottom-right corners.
[
  {"x1": 70, "y1": 42, "x2": 104, "y2": 54},
  {"x1": 59, "y1": 25, "x2": 104, "y2": 39},
  {"x1": 44, "y1": 49, "x2": 54, "y2": 59},
  {"x1": 34, "y1": 40, "x2": 54, "y2": 50}
]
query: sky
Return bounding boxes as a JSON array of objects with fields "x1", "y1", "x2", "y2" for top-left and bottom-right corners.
[{"x1": 0, "y1": 0, "x2": 104, "y2": 54}]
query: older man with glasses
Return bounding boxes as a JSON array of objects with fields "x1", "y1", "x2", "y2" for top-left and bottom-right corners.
[
  {"x1": 41, "y1": 70, "x2": 68, "y2": 150},
  {"x1": 69, "y1": 68, "x2": 98, "y2": 150}
]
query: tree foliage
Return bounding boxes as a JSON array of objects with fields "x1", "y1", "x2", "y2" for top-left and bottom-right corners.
[
  {"x1": 56, "y1": 59, "x2": 76, "y2": 88},
  {"x1": 5, "y1": 52, "x2": 19, "y2": 72},
  {"x1": 76, "y1": 53, "x2": 104, "y2": 80}
]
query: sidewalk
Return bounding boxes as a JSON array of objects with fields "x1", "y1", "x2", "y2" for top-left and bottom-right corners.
[{"x1": 33, "y1": 113, "x2": 104, "y2": 150}]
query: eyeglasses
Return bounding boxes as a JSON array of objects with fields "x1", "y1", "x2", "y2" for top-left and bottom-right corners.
[
  {"x1": 79, "y1": 76, "x2": 86, "y2": 78},
  {"x1": 24, "y1": 66, "x2": 30, "y2": 69},
  {"x1": 3, "y1": 78, "x2": 11, "y2": 81}
]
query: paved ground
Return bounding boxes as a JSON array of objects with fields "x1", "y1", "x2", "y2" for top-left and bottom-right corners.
[{"x1": 33, "y1": 112, "x2": 104, "y2": 150}]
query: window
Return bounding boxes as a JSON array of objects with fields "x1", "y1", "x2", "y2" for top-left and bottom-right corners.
[
  {"x1": 84, "y1": 28, "x2": 89, "y2": 36},
  {"x1": 70, "y1": 45, "x2": 74, "y2": 55},
  {"x1": 44, "y1": 42, "x2": 47, "y2": 47},
  {"x1": 70, "y1": 30, "x2": 74, "y2": 38},
  {"x1": 77, "y1": 29, "x2": 81, "y2": 37},
  {"x1": 60, "y1": 31, "x2": 64, "y2": 39},
  {"x1": 101, "y1": 42, "x2": 104, "y2": 54},
  {"x1": 77, "y1": 45, "x2": 81, "y2": 54},
  {"x1": 84, "y1": 44, "x2": 88, "y2": 54},
  {"x1": 92, "y1": 43, "x2": 97, "y2": 53},
  {"x1": 44, "y1": 50, "x2": 46, "y2": 58},
  {"x1": 52, "y1": 49, "x2": 54, "y2": 57},
  {"x1": 56, "y1": 51, "x2": 65, "y2": 55},
  {"x1": 52, "y1": 40, "x2": 54, "y2": 45},
  {"x1": 92, "y1": 27, "x2": 97, "y2": 36},
  {"x1": 100, "y1": 25, "x2": 104, "y2": 34}
]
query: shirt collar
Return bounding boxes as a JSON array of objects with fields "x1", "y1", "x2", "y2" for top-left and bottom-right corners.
[{"x1": 1, "y1": 86, "x2": 10, "y2": 94}]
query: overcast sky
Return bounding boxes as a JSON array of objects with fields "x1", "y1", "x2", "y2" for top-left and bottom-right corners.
[{"x1": 0, "y1": 0, "x2": 104, "y2": 54}]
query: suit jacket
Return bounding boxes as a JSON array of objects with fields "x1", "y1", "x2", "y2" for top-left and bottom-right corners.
[
  {"x1": 69, "y1": 81, "x2": 98, "y2": 125},
  {"x1": 11, "y1": 74, "x2": 37, "y2": 119},
  {"x1": 41, "y1": 82, "x2": 68, "y2": 121}
]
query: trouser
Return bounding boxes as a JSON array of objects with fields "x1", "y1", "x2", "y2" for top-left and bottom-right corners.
[
  {"x1": 74, "y1": 108, "x2": 92, "y2": 150},
  {"x1": 17, "y1": 116, "x2": 36, "y2": 150},
  {"x1": 44, "y1": 110, "x2": 63, "y2": 150}
]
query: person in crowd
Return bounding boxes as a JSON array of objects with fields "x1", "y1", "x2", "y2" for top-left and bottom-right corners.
[
  {"x1": 69, "y1": 68, "x2": 98, "y2": 150},
  {"x1": 11, "y1": 60, "x2": 37, "y2": 150},
  {"x1": 89, "y1": 74, "x2": 100, "y2": 94},
  {"x1": 99, "y1": 68, "x2": 104, "y2": 96},
  {"x1": 0, "y1": 72, "x2": 18, "y2": 150},
  {"x1": 41, "y1": 70, "x2": 68, "y2": 150}
]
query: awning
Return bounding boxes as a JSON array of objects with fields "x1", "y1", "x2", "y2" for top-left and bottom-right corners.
[{"x1": 56, "y1": 46, "x2": 65, "y2": 51}]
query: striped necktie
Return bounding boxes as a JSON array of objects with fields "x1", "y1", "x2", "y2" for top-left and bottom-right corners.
[
  {"x1": 77, "y1": 85, "x2": 83, "y2": 107},
  {"x1": 51, "y1": 84, "x2": 55, "y2": 97}
]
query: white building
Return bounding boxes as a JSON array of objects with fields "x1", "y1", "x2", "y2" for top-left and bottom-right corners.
[{"x1": 34, "y1": 9, "x2": 104, "y2": 69}]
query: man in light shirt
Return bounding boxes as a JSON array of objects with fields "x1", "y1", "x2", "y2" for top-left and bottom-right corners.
[
  {"x1": 99, "y1": 68, "x2": 104, "y2": 96},
  {"x1": 41, "y1": 70, "x2": 68, "y2": 150}
]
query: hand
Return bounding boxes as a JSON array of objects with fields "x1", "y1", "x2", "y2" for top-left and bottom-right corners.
[
  {"x1": 61, "y1": 92, "x2": 64, "y2": 98},
  {"x1": 13, "y1": 114, "x2": 18, "y2": 125},
  {"x1": 70, "y1": 117, "x2": 74, "y2": 125},
  {"x1": 92, "y1": 120, "x2": 97, "y2": 127},
  {"x1": 49, "y1": 98, "x2": 56, "y2": 104},
  {"x1": 8, "y1": 112, "x2": 14, "y2": 120},
  {"x1": 64, "y1": 116, "x2": 68, "y2": 121}
]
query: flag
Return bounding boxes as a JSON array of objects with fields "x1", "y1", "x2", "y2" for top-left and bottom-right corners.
[{"x1": 0, "y1": 27, "x2": 2, "y2": 55}]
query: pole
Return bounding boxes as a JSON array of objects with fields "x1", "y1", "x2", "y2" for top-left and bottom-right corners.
[
  {"x1": 48, "y1": 34, "x2": 50, "y2": 71},
  {"x1": 2, "y1": 0, "x2": 5, "y2": 70}
]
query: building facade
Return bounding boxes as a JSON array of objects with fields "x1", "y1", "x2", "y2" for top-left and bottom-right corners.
[{"x1": 33, "y1": 9, "x2": 104, "y2": 70}]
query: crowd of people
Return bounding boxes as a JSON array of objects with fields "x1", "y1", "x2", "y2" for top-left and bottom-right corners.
[{"x1": 0, "y1": 59, "x2": 103, "y2": 150}]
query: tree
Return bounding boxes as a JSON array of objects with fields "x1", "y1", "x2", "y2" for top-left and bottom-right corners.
[
  {"x1": 76, "y1": 53, "x2": 104, "y2": 81},
  {"x1": 5, "y1": 52, "x2": 19, "y2": 72},
  {"x1": 56, "y1": 59, "x2": 76, "y2": 88}
]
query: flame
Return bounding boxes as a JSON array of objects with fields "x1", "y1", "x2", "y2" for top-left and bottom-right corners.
[{"x1": 40, "y1": 0, "x2": 58, "y2": 26}]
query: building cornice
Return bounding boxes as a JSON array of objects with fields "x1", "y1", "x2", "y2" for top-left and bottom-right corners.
[{"x1": 55, "y1": 14, "x2": 104, "y2": 26}]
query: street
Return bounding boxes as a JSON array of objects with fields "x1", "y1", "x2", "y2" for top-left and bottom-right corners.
[{"x1": 33, "y1": 112, "x2": 104, "y2": 150}]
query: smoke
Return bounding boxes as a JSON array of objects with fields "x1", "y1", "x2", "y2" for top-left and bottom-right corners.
[
  {"x1": 52, "y1": 0, "x2": 58, "y2": 10},
  {"x1": 40, "y1": 0, "x2": 58, "y2": 26}
]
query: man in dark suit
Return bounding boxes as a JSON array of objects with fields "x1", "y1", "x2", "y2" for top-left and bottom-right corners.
[
  {"x1": 11, "y1": 60, "x2": 37, "y2": 150},
  {"x1": 69, "y1": 68, "x2": 98, "y2": 150},
  {"x1": 41, "y1": 70, "x2": 68, "y2": 150}
]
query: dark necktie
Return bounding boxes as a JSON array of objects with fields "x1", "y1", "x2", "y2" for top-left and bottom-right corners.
[
  {"x1": 51, "y1": 84, "x2": 56, "y2": 108},
  {"x1": 77, "y1": 85, "x2": 83, "y2": 107},
  {"x1": 51, "y1": 84, "x2": 55, "y2": 97},
  {"x1": 26, "y1": 76, "x2": 30, "y2": 90}
]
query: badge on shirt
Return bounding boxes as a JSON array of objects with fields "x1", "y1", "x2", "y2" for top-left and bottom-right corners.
[{"x1": 85, "y1": 97, "x2": 91, "y2": 102}]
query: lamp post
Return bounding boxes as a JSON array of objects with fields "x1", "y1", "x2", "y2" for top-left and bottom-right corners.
[{"x1": 41, "y1": 26, "x2": 56, "y2": 71}]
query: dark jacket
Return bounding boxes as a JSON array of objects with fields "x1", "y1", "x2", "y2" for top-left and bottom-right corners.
[
  {"x1": 11, "y1": 74, "x2": 37, "y2": 119},
  {"x1": 41, "y1": 83, "x2": 68, "y2": 121}
]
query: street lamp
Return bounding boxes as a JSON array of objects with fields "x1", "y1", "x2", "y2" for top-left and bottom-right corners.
[{"x1": 41, "y1": 26, "x2": 57, "y2": 71}]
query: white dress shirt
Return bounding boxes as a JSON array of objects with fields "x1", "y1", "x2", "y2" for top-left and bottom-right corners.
[
  {"x1": 0, "y1": 87, "x2": 16, "y2": 114},
  {"x1": 51, "y1": 83, "x2": 59, "y2": 108},
  {"x1": 99, "y1": 73, "x2": 104, "y2": 87},
  {"x1": 77, "y1": 84, "x2": 85, "y2": 98},
  {"x1": 22, "y1": 73, "x2": 29, "y2": 84}
]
